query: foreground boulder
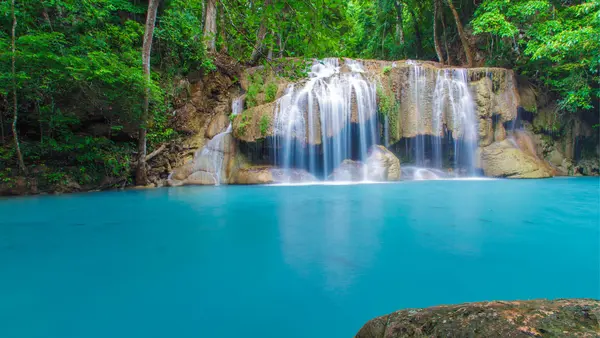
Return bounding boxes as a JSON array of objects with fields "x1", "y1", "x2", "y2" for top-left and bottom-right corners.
[{"x1": 356, "y1": 299, "x2": 600, "y2": 338}]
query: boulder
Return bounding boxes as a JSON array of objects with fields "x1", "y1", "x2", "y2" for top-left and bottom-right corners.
[
  {"x1": 270, "y1": 169, "x2": 318, "y2": 183},
  {"x1": 329, "y1": 159, "x2": 366, "y2": 181},
  {"x1": 355, "y1": 299, "x2": 600, "y2": 338},
  {"x1": 184, "y1": 171, "x2": 216, "y2": 185},
  {"x1": 366, "y1": 145, "x2": 401, "y2": 181},
  {"x1": 480, "y1": 140, "x2": 553, "y2": 178},
  {"x1": 230, "y1": 166, "x2": 274, "y2": 184}
]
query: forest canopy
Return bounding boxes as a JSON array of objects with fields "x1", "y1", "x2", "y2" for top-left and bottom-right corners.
[{"x1": 0, "y1": 0, "x2": 598, "y2": 186}]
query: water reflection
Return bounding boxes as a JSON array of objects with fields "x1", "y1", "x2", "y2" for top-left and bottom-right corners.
[{"x1": 278, "y1": 186, "x2": 384, "y2": 292}]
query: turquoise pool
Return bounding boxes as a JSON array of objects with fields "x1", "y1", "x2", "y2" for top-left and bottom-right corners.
[{"x1": 1, "y1": 178, "x2": 598, "y2": 337}]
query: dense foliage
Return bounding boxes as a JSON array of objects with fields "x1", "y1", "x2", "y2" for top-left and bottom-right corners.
[{"x1": 0, "y1": 0, "x2": 597, "y2": 188}]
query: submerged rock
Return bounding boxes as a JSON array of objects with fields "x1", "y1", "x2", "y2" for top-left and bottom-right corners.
[
  {"x1": 366, "y1": 145, "x2": 401, "y2": 181},
  {"x1": 356, "y1": 299, "x2": 600, "y2": 338}
]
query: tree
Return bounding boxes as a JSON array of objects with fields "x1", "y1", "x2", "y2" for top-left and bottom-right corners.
[
  {"x1": 471, "y1": 0, "x2": 599, "y2": 113},
  {"x1": 10, "y1": 0, "x2": 26, "y2": 174},
  {"x1": 433, "y1": 0, "x2": 444, "y2": 64},
  {"x1": 445, "y1": 0, "x2": 474, "y2": 67},
  {"x1": 408, "y1": 6, "x2": 423, "y2": 58},
  {"x1": 394, "y1": 0, "x2": 405, "y2": 56},
  {"x1": 204, "y1": 0, "x2": 217, "y2": 53},
  {"x1": 136, "y1": 0, "x2": 160, "y2": 186},
  {"x1": 250, "y1": 0, "x2": 271, "y2": 64}
]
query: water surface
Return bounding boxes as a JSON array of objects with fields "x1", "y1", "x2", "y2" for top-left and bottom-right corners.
[{"x1": 1, "y1": 178, "x2": 599, "y2": 338}]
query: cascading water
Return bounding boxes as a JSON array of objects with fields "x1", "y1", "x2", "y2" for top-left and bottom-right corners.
[
  {"x1": 192, "y1": 96, "x2": 243, "y2": 185},
  {"x1": 274, "y1": 58, "x2": 378, "y2": 181},
  {"x1": 433, "y1": 68, "x2": 478, "y2": 174},
  {"x1": 405, "y1": 62, "x2": 478, "y2": 176}
]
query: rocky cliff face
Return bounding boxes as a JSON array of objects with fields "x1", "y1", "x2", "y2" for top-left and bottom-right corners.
[
  {"x1": 164, "y1": 58, "x2": 598, "y2": 187},
  {"x1": 356, "y1": 299, "x2": 600, "y2": 337}
]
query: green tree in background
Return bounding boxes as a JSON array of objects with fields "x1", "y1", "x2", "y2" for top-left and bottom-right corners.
[{"x1": 471, "y1": 0, "x2": 599, "y2": 113}]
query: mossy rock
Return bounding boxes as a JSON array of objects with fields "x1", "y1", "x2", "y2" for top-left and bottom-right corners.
[
  {"x1": 232, "y1": 102, "x2": 276, "y2": 142},
  {"x1": 356, "y1": 299, "x2": 600, "y2": 337}
]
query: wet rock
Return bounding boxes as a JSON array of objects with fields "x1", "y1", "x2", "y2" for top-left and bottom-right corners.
[
  {"x1": 0, "y1": 177, "x2": 38, "y2": 196},
  {"x1": 184, "y1": 171, "x2": 216, "y2": 185},
  {"x1": 230, "y1": 166, "x2": 274, "y2": 184},
  {"x1": 329, "y1": 159, "x2": 366, "y2": 181},
  {"x1": 575, "y1": 159, "x2": 600, "y2": 176},
  {"x1": 494, "y1": 122, "x2": 507, "y2": 142},
  {"x1": 366, "y1": 145, "x2": 401, "y2": 181},
  {"x1": 168, "y1": 133, "x2": 237, "y2": 186},
  {"x1": 356, "y1": 299, "x2": 600, "y2": 338},
  {"x1": 270, "y1": 169, "x2": 317, "y2": 183},
  {"x1": 205, "y1": 114, "x2": 229, "y2": 139},
  {"x1": 232, "y1": 102, "x2": 276, "y2": 143},
  {"x1": 480, "y1": 140, "x2": 553, "y2": 178}
]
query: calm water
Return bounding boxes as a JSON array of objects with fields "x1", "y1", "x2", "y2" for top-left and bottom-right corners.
[{"x1": 1, "y1": 178, "x2": 599, "y2": 338}]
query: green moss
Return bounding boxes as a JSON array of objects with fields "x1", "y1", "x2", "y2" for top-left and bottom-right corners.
[
  {"x1": 377, "y1": 84, "x2": 400, "y2": 140},
  {"x1": 246, "y1": 69, "x2": 281, "y2": 107},
  {"x1": 264, "y1": 83, "x2": 278, "y2": 103},
  {"x1": 246, "y1": 83, "x2": 261, "y2": 108},
  {"x1": 237, "y1": 113, "x2": 250, "y2": 136},
  {"x1": 259, "y1": 115, "x2": 270, "y2": 136},
  {"x1": 382, "y1": 66, "x2": 392, "y2": 75}
]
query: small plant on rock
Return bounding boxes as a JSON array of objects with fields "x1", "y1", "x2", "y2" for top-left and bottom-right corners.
[
  {"x1": 264, "y1": 83, "x2": 278, "y2": 103},
  {"x1": 259, "y1": 115, "x2": 270, "y2": 136}
]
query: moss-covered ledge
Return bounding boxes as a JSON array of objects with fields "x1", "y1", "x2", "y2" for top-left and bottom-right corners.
[{"x1": 355, "y1": 299, "x2": 600, "y2": 337}]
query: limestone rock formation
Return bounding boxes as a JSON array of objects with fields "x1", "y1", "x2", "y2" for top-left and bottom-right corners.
[
  {"x1": 480, "y1": 140, "x2": 553, "y2": 178},
  {"x1": 205, "y1": 114, "x2": 229, "y2": 139},
  {"x1": 168, "y1": 132, "x2": 237, "y2": 186},
  {"x1": 230, "y1": 166, "x2": 274, "y2": 184},
  {"x1": 229, "y1": 167, "x2": 317, "y2": 184},
  {"x1": 355, "y1": 299, "x2": 600, "y2": 338},
  {"x1": 232, "y1": 102, "x2": 276, "y2": 143},
  {"x1": 366, "y1": 145, "x2": 401, "y2": 181}
]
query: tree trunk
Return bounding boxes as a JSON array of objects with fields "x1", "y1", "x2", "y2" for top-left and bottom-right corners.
[
  {"x1": 11, "y1": 0, "x2": 26, "y2": 174},
  {"x1": 250, "y1": 0, "x2": 271, "y2": 64},
  {"x1": 203, "y1": 0, "x2": 217, "y2": 53},
  {"x1": 394, "y1": 0, "x2": 405, "y2": 57},
  {"x1": 433, "y1": 0, "x2": 444, "y2": 64},
  {"x1": 445, "y1": 0, "x2": 473, "y2": 67},
  {"x1": 408, "y1": 7, "x2": 422, "y2": 58},
  {"x1": 218, "y1": 1, "x2": 227, "y2": 53},
  {"x1": 277, "y1": 33, "x2": 283, "y2": 57},
  {"x1": 440, "y1": 7, "x2": 452, "y2": 65},
  {"x1": 136, "y1": 0, "x2": 159, "y2": 186},
  {"x1": 267, "y1": 30, "x2": 274, "y2": 61}
]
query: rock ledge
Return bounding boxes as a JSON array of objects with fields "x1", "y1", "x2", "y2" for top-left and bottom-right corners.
[{"x1": 356, "y1": 299, "x2": 600, "y2": 337}]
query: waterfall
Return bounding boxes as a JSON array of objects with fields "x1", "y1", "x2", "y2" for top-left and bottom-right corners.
[
  {"x1": 405, "y1": 62, "x2": 478, "y2": 175},
  {"x1": 433, "y1": 68, "x2": 478, "y2": 174},
  {"x1": 192, "y1": 96, "x2": 244, "y2": 185},
  {"x1": 274, "y1": 58, "x2": 378, "y2": 181}
]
